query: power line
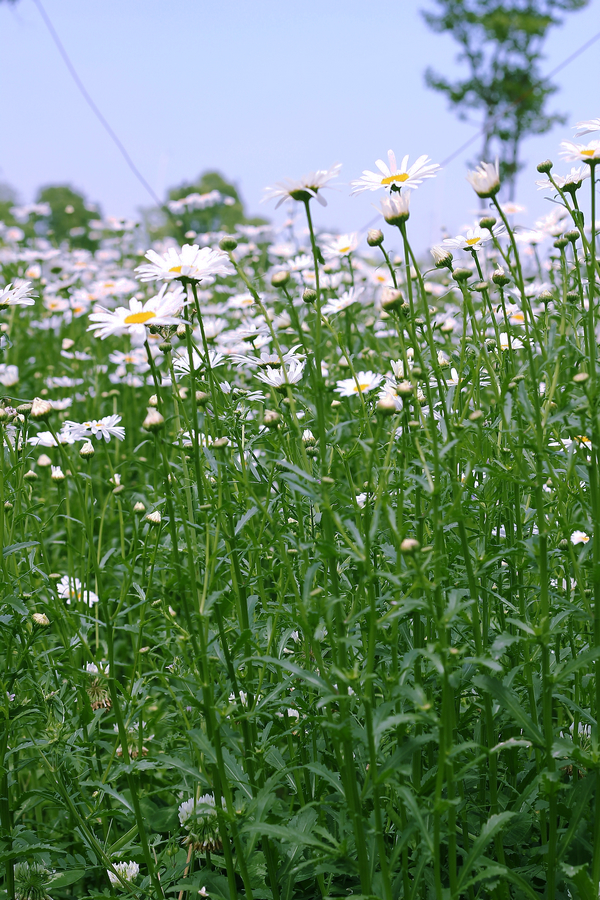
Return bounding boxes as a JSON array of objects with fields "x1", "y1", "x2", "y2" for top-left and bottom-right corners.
[{"x1": 31, "y1": 0, "x2": 163, "y2": 208}]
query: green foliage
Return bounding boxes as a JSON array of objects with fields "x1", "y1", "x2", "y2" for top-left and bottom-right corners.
[
  {"x1": 147, "y1": 171, "x2": 268, "y2": 244},
  {"x1": 35, "y1": 184, "x2": 101, "y2": 250},
  {"x1": 422, "y1": 0, "x2": 588, "y2": 195}
]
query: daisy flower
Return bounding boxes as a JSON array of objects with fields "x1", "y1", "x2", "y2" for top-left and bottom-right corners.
[
  {"x1": 323, "y1": 233, "x2": 359, "y2": 259},
  {"x1": 350, "y1": 151, "x2": 440, "y2": 195},
  {"x1": 322, "y1": 287, "x2": 364, "y2": 315},
  {"x1": 559, "y1": 139, "x2": 600, "y2": 163},
  {"x1": 135, "y1": 243, "x2": 233, "y2": 283},
  {"x1": 263, "y1": 163, "x2": 342, "y2": 208},
  {"x1": 499, "y1": 332, "x2": 524, "y2": 350},
  {"x1": 443, "y1": 223, "x2": 505, "y2": 252},
  {"x1": 466, "y1": 160, "x2": 500, "y2": 198},
  {"x1": 335, "y1": 370, "x2": 384, "y2": 397},
  {"x1": 87, "y1": 284, "x2": 186, "y2": 340},
  {"x1": 379, "y1": 191, "x2": 411, "y2": 225},
  {"x1": 571, "y1": 530, "x2": 590, "y2": 546},
  {"x1": 57, "y1": 575, "x2": 99, "y2": 606},
  {"x1": 172, "y1": 347, "x2": 226, "y2": 375},
  {"x1": 230, "y1": 345, "x2": 304, "y2": 369},
  {"x1": 536, "y1": 166, "x2": 590, "y2": 191},
  {"x1": 65, "y1": 415, "x2": 126, "y2": 442},
  {"x1": 574, "y1": 118, "x2": 600, "y2": 136},
  {"x1": 255, "y1": 358, "x2": 305, "y2": 391},
  {"x1": 0, "y1": 281, "x2": 35, "y2": 307}
]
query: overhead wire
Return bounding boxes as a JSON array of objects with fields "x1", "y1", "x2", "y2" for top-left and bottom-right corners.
[{"x1": 29, "y1": 0, "x2": 600, "y2": 231}]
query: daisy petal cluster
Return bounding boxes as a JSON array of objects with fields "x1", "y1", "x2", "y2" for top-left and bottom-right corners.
[
  {"x1": 351, "y1": 151, "x2": 440, "y2": 195},
  {"x1": 0, "y1": 281, "x2": 36, "y2": 307},
  {"x1": 263, "y1": 163, "x2": 342, "y2": 208},
  {"x1": 87, "y1": 284, "x2": 187, "y2": 339},
  {"x1": 573, "y1": 118, "x2": 600, "y2": 137},
  {"x1": 335, "y1": 370, "x2": 384, "y2": 397},
  {"x1": 466, "y1": 160, "x2": 500, "y2": 198},
  {"x1": 536, "y1": 166, "x2": 590, "y2": 191},
  {"x1": 107, "y1": 861, "x2": 140, "y2": 886},
  {"x1": 559, "y1": 139, "x2": 600, "y2": 163},
  {"x1": 135, "y1": 243, "x2": 233, "y2": 283},
  {"x1": 443, "y1": 223, "x2": 505, "y2": 253},
  {"x1": 57, "y1": 576, "x2": 99, "y2": 607}
]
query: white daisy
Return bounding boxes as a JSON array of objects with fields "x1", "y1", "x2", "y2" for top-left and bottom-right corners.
[
  {"x1": 571, "y1": 530, "x2": 590, "y2": 545},
  {"x1": 574, "y1": 118, "x2": 600, "y2": 136},
  {"x1": 57, "y1": 575, "x2": 99, "y2": 606},
  {"x1": 559, "y1": 139, "x2": 600, "y2": 163},
  {"x1": 351, "y1": 151, "x2": 440, "y2": 195},
  {"x1": 443, "y1": 224, "x2": 505, "y2": 253},
  {"x1": 379, "y1": 191, "x2": 411, "y2": 225},
  {"x1": 172, "y1": 347, "x2": 226, "y2": 375},
  {"x1": 466, "y1": 160, "x2": 500, "y2": 198},
  {"x1": 0, "y1": 281, "x2": 35, "y2": 307},
  {"x1": 65, "y1": 415, "x2": 126, "y2": 442},
  {"x1": 335, "y1": 370, "x2": 384, "y2": 397},
  {"x1": 536, "y1": 166, "x2": 590, "y2": 191},
  {"x1": 0, "y1": 364, "x2": 19, "y2": 387},
  {"x1": 323, "y1": 233, "x2": 359, "y2": 259},
  {"x1": 255, "y1": 358, "x2": 305, "y2": 390},
  {"x1": 135, "y1": 243, "x2": 233, "y2": 283},
  {"x1": 322, "y1": 287, "x2": 364, "y2": 315},
  {"x1": 263, "y1": 163, "x2": 342, "y2": 208},
  {"x1": 87, "y1": 284, "x2": 187, "y2": 340}
]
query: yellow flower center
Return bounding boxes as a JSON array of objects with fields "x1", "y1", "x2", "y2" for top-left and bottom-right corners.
[
  {"x1": 168, "y1": 265, "x2": 183, "y2": 273},
  {"x1": 581, "y1": 149, "x2": 595, "y2": 157},
  {"x1": 465, "y1": 237, "x2": 481, "y2": 246},
  {"x1": 353, "y1": 383, "x2": 370, "y2": 392},
  {"x1": 124, "y1": 310, "x2": 156, "y2": 324},
  {"x1": 381, "y1": 173, "x2": 410, "y2": 185},
  {"x1": 339, "y1": 246, "x2": 351, "y2": 254}
]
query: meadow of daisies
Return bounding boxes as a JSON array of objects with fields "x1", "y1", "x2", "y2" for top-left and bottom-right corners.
[{"x1": 2, "y1": 122, "x2": 600, "y2": 900}]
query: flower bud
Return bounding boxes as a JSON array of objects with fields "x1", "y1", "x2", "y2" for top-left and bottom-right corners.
[
  {"x1": 263, "y1": 409, "x2": 280, "y2": 428},
  {"x1": 566, "y1": 290, "x2": 579, "y2": 303},
  {"x1": 196, "y1": 391, "x2": 209, "y2": 407},
  {"x1": 366, "y1": 229, "x2": 384, "y2": 247},
  {"x1": 271, "y1": 270, "x2": 290, "y2": 288},
  {"x1": 472, "y1": 281, "x2": 489, "y2": 292},
  {"x1": 37, "y1": 454, "x2": 52, "y2": 467},
  {"x1": 400, "y1": 537, "x2": 420, "y2": 554},
  {"x1": 24, "y1": 469, "x2": 38, "y2": 481},
  {"x1": 538, "y1": 290, "x2": 553, "y2": 302},
  {"x1": 303, "y1": 288, "x2": 317, "y2": 304},
  {"x1": 376, "y1": 395, "x2": 398, "y2": 416},
  {"x1": 30, "y1": 397, "x2": 53, "y2": 420},
  {"x1": 80, "y1": 441, "x2": 95, "y2": 458},
  {"x1": 492, "y1": 268, "x2": 511, "y2": 287},
  {"x1": 133, "y1": 501, "x2": 146, "y2": 513},
  {"x1": 51, "y1": 466, "x2": 65, "y2": 482},
  {"x1": 452, "y1": 268, "x2": 472, "y2": 282},
  {"x1": 143, "y1": 408, "x2": 165, "y2": 432},
  {"x1": 211, "y1": 436, "x2": 230, "y2": 450},
  {"x1": 380, "y1": 288, "x2": 404, "y2": 312},
  {"x1": 0, "y1": 407, "x2": 9, "y2": 423},
  {"x1": 32, "y1": 612, "x2": 50, "y2": 626},
  {"x1": 159, "y1": 341, "x2": 172, "y2": 353},
  {"x1": 148, "y1": 394, "x2": 159, "y2": 407},
  {"x1": 146, "y1": 510, "x2": 162, "y2": 525},
  {"x1": 554, "y1": 237, "x2": 569, "y2": 250},
  {"x1": 176, "y1": 323, "x2": 187, "y2": 337},
  {"x1": 17, "y1": 403, "x2": 32, "y2": 416},
  {"x1": 537, "y1": 159, "x2": 553, "y2": 174},
  {"x1": 219, "y1": 236, "x2": 238, "y2": 251},
  {"x1": 564, "y1": 229, "x2": 579, "y2": 244},
  {"x1": 479, "y1": 216, "x2": 497, "y2": 231}
]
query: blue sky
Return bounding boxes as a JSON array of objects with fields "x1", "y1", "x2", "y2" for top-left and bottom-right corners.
[{"x1": 1, "y1": 0, "x2": 599, "y2": 251}]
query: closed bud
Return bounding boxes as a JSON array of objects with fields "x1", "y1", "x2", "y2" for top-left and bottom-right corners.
[
  {"x1": 148, "y1": 394, "x2": 159, "y2": 407},
  {"x1": 263, "y1": 409, "x2": 280, "y2": 428},
  {"x1": 479, "y1": 216, "x2": 497, "y2": 230},
  {"x1": 452, "y1": 268, "x2": 472, "y2": 282},
  {"x1": 24, "y1": 469, "x2": 38, "y2": 481},
  {"x1": 566, "y1": 290, "x2": 579, "y2": 303},
  {"x1": 492, "y1": 268, "x2": 511, "y2": 286},
  {"x1": 303, "y1": 288, "x2": 317, "y2": 304},
  {"x1": 37, "y1": 454, "x2": 52, "y2": 467},
  {"x1": 146, "y1": 510, "x2": 162, "y2": 525},
  {"x1": 376, "y1": 395, "x2": 398, "y2": 416},
  {"x1": 30, "y1": 397, "x2": 53, "y2": 420},
  {"x1": 367, "y1": 228, "x2": 384, "y2": 247},
  {"x1": 211, "y1": 436, "x2": 230, "y2": 450},
  {"x1": 143, "y1": 408, "x2": 165, "y2": 432},
  {"x1": 564, "y1": 229, "x2": 579, "y2": 244},
  {"x1": 176, "y1": 323, "x2": 187, "y2": 337},
  {"x1": 538, "y1": 290, "x2": 554, "y2": 302},
  {"x1": 573, "y1": 372, "x2": 589, "y2": 384},
  {"x1": 51, "y1": 466, "x2": 65, "y2": 482},
  {"x1": 195, "y1": 391, "x2": 209, "y2": 407},
  {"x1": 271, "y1": 270, "x2": 290, "y2": 288},
  {"x1": 396, "y1": 380, "x2": 414, "y2": 396},
  {"x1": 553, "y1": 237, "x2": 569, "y2": 250},
  {"x1": 537, "y1": 159, "x2": 553, "y2": 174},
  {"x1": 32, "y1": 612, "x2": 50, "y2": 626},
  {"x1": 0, "y1": 407, "x2": 9, "y2": 423},
  {"x1": 158, "y1": 341, "x2": 172, "y2": 353},
  {"x1": 80, "y1": 441, "x2": 95, "y2": 458},
  {"x1": 472, "y1": 281, "x2": 489, "y2": 292},
  {"x1": 381, "y1": 288, "x2": 404, "y2": 311},
  {"x1": 400, "y1": 537, "x2": 420, "y2": 554},
  {"x1": 17, "y1": 403, "x2": 32, "y2": 416},
  {"x1": 219, "y1": 236, "x2": 238, "y2": 251},
  {"x1": 133, "y1": 501, "x2": 146, "y2": 514}
]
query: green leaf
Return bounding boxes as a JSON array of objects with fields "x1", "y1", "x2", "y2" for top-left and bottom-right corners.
[
  {"x1": 3, "y1": 540, "x2": 39, "y2": 558},
  {"x1": 457, "y1": 813, "x2": 514, "y2": 892},
  {"x1": 473, "y1": 675, "x2": 545, "y2": 745}
]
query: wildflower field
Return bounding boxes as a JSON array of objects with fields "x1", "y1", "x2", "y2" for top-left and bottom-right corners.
[{"x1": 2, "y1": 125, "x2": 600, "y2": 900}]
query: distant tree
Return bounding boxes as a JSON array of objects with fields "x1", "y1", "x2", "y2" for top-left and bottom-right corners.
[
  {"x1": 35, "y1": 184, "x2": 102, "y2": 250},
  {"x1": 422, "y1": 0, "x2": 588, "y2": 198},
  {"x1": 148, "y1": 171, "x2": 267, "y2": 243}
]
